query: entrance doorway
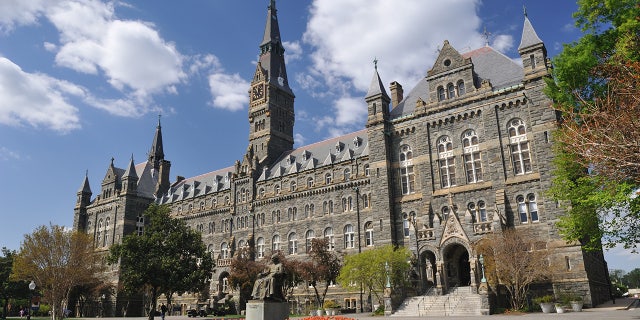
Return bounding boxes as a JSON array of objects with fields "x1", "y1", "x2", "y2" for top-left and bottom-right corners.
[{"x1": 444, "y1": 244, "x2": 470, "y2": 287}]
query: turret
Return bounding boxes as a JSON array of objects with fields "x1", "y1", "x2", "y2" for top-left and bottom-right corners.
[
  {"x1": 365, "y1": 61, "x2": 390, "y2": 127},
  {"x1": 73, "y1": 171, "x2": 92, "y2": 231},
  {"x1": 122, "y1": 155, "x2": 139, "y2": 195},
  {"x1": 518, "y1": 8, "x2": 550, "y2": 82}
]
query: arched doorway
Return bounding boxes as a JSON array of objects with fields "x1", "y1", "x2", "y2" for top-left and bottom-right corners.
[
  {"x1": 443, "y1": 243, "x2": 470, "y2": 287},
  {"x1": 423, "y1": 251, "x2": 437, "y2": 289}
]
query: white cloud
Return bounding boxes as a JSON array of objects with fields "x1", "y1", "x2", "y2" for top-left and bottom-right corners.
[
  {"x1": 304, "y1": 0, "x2": 488, "y2": 95},
  {"x1": 0, "y1": 0, "x2": 51, "y2": 33},
  {"x1": 208, "y1": 73, "x2": 249, "y2": 112},
  {"x1": 0, "y1": 0, "x2": 189, "y2": 126},
  {"x1": 0, "y1": 57, "x2": 81, "y2": 132},
  {"x1": 0, "y1": 146, "x2": 21, "y2": 161},
  {"x1": 301, "y1": 0, "x2": 508, "y2": 136},
  {"x1": 99, "y1": 20, "x2": 185, "y2": 96},
  {"x1": 283, "y1": 41, "x2": 302, "y2": 62},
  {"x1": 491, "y1": 34, "x2": 514, "y2": 53}
]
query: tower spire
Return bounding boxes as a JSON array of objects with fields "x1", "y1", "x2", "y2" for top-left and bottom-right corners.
[
  {"x1": 258, "y1": 0, "x2": 292, "y2": 93},
  {"x1": 148, "y1": 115, "x2": 164, "y2": 170}
]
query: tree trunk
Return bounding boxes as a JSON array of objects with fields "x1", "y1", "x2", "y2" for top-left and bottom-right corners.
[{"x1": 148, "y1": 288, "x2": 158, "y2": 320}]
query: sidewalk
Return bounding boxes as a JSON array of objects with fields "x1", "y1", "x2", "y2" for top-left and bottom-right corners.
[{"x1": 78, "y1": 298, "x2": 640, "y2": 320}]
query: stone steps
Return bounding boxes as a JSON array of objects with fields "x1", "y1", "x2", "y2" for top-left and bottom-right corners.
[{"x1": 391, "y1": 286, "x2": 483, "y2": 317}]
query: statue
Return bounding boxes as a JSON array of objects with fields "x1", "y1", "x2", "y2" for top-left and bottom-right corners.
[{"x1": 251, "y1": 255, "x2": 286, "y2": 301}]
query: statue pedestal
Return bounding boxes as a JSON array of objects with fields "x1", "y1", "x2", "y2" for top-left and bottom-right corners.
[
  {"x1": 246, "y1": 300, "x2": 288, "y2": 320},
  {"x1": 383, "y1": 287, "x2": 392, "y2": 316}
]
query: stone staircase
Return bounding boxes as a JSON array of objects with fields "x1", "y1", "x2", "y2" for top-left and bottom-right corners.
[{"x1": 391, "y1": 286, "x2": 483, "y2": 317}]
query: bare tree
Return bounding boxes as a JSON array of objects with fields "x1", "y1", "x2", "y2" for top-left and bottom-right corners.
[
  {"x1": 11, "y1": 224, "x2": 104, "y2": 320},
  {"x1": 555, "y1": 60, "x2": 640, "y2": 183},
  {"x1": 477, "y1": 228, "x2": 550, "y2": 310}
]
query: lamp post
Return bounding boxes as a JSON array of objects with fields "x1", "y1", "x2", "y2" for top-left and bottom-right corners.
[
  {"x1": 409, "y1": 213, "x2": 424, "y2": 294},
  {"x1": 353, "y1": 186, "x2": 363, "y2": 312},
  {"x1": 27, "y1": 281, "x2": 35, "y2": 320},
  {"x1": 479, "y1": 254, "x2": 487, "y2": 283}
]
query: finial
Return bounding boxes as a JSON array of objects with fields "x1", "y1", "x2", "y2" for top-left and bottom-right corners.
[
  {"x1": 130, "y1": 153, "x2": 134, "y2": 161},
  {"x1": 85, "y1": 169, "x2": 88, "y2": 177},
  {"x1": 523, "y1": 5, "x2": 527, "y2": 17},
  {"x1": 110, "y1": 157, "x2": 115, "y2": 165},
  {"x1": 373, "y1": 57, "x2": 378, "y2": 70},
  {"x1": 482, "y1": 27, "x2": 491, "y2": 47},
  {"x1": 157, "y1": 114, "x2": 161, "y2": 127}
]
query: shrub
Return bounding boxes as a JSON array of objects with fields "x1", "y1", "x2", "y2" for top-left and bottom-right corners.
[{"x1": 533, "y1": 295, "x2": 554, "y2": 304}]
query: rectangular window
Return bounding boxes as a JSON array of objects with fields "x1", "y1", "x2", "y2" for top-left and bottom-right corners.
[
  {"x1": 400, "y1": 166, "x2": 415, "y2": 194},
  {"x1": 439, "y1": 158, "x2": 456, "y2": 188},
  {"x1": 511, "y1": 142, "x2": 532, "y2": 175},
  {"x1": 464, "y1": 152, "x2": 482, "y2": 183}
]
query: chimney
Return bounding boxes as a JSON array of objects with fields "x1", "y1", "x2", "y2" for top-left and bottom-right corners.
[{"x1": 390, "y1": 81, "x2": 403, "y2": 108}]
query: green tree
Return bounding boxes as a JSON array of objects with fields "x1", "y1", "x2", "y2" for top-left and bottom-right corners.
[
  {"x1": 546, "y1": 0, "x2": 640, "y2": 251},
  {"x1": 622, "y1": 268, "x2": 640, "y2": 289},
  {"x1": 1, "y1": 248, "x2": 28, "y2": 319},
  {"x1": 11, "y1": 225, "x2": 104, "y2": 320},
  {"x1": 337, "y1": 245, "x2": 410, "y2": 307},
  {"x1": 108, "y1": 204, "x2": 214, "y2": 320},
  {"x1": 297, "y1": 238, "x2": 342, "y2": 309}
]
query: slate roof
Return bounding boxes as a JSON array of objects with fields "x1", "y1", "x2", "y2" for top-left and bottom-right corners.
[
  {"x1": 518, "y1": 15, "x2": 543, "y2": 51},
  {"x1": 157, "y1": 166, "x2": 234, "y2": 205},
  {"x1": 259, "y1": 129, "x2": 369, "y2": 181},
  {"x1": 390, "y1": 45, "x2": 524, "y2": 118}
]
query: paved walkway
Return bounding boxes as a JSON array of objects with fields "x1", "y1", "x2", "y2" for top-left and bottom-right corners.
[{"x1": 78, "y1": 298, "x2": 640, "y2": 320}]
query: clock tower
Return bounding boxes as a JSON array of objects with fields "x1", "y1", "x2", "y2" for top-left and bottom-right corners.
[{"x1": 248, "y1": 0, "x2": 295, "y2": 168}]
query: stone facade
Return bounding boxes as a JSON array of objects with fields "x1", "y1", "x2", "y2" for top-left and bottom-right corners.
[{"x1": 73, "y1": 2, "x2": 610, "y2": 316}]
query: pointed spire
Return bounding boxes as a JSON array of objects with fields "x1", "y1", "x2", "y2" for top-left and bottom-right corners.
[
  {"x1": 148, "y1": 115, "x2": 165, "y2": 170},
  {"x1": 258, "y1": 0, "x2": 292, "y2": 93},
  {"x1": 123, "y1": 154, "x2": 138, "y2": 179},
  {"x1": 365, "y1": 60, "x2": 390, "y2": 100},
  {"x1": 78, "y1": 170, "x2": 92, "y2": 194},
  {"x1": 518, "y1": 12, "x2": 543, "y2": 51}
]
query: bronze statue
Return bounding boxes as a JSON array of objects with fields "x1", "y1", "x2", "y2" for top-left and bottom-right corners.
[{"x1": 251, "y1": 255, "x2": 286, "y2": 301}]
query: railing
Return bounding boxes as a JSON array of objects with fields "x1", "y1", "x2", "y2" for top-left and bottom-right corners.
[
  {"x1": 473, "y1": 221, "x2": 493, "y2": 234},
  {"x1": 417, "y1": 228, "x2": 436, "y2": 240},
  {"x1": 417, "y1": 286, "x2": 435, "y2": 316},
  {"x1": 216, "y1": 258, "x2": 232, "y2": 267}
]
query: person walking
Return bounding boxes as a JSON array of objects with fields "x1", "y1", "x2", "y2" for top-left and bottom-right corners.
[{"x1": 160, "y1": 303, "x2": 167, "y2": 320}]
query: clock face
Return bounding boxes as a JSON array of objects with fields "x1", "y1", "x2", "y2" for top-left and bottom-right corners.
[{"x1": 252, "y1": 85, "x2": 264, "y2": 100}]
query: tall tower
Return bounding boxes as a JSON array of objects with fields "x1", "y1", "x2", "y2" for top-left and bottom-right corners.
[
  {"x1": 248, "y1": 0, "x2": 295, "y2": 167},
  {"x1": 148, "y1": 116, "x2": 171, "y2": 197}
]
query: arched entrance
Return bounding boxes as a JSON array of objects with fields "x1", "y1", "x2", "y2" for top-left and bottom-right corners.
[
  {"x1": 443, "y1": 243, "x2": 470, "y2": 287},
  {"x1": 423, "y1": 251, "x2": 437, "y2": 289}
]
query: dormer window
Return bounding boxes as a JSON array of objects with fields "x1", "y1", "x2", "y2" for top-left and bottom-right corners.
[
  {"x1": 353, "y1": 137, "x2": 361, "y2": 148},
  {"x1": 302, "y1": 151, "x2": 310, "y2": 161},
  {"x1": 335, "y1": 142, "x2": 343, "y2": 153}
]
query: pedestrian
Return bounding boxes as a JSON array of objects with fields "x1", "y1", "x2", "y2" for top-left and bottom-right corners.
[
  {"x1": 19, "y1": 308, "x2": 24, "y2": 318},
  {"x1": 160, "y1": 303, "x2": 167, "y2": 320}
]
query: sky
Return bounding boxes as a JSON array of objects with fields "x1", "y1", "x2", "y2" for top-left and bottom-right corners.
[{"x1": 0, "y1": 0, "x2": 638, "y2": 272}]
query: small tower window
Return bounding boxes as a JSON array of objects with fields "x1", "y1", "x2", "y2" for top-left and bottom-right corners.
[{"x1": 529, "y1": 54, "x2": 536, "y2": 69}]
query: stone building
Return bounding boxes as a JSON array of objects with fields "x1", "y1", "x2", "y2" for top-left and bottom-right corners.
[{"x1": 73, "y1": 1, "x2": 610, "y2": 316}]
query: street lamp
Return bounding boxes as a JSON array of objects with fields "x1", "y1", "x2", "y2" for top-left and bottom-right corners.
[
  {"x1": 479, "y1": 254, "x2": 487, "y2": 283},
  {"x1": 28, "y1": 281, "x2": 35, "y2": 320},
  {"x1": 353, "y1": 186, "x2": 363, "y2": 312},
  {"x1": 408, "y1": 213, "x2": 424, "y2": 294}
]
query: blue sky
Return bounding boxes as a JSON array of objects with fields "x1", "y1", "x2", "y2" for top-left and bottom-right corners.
[{"x1": 0, "y1": 0, "x2": 637, "y2": 272}]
